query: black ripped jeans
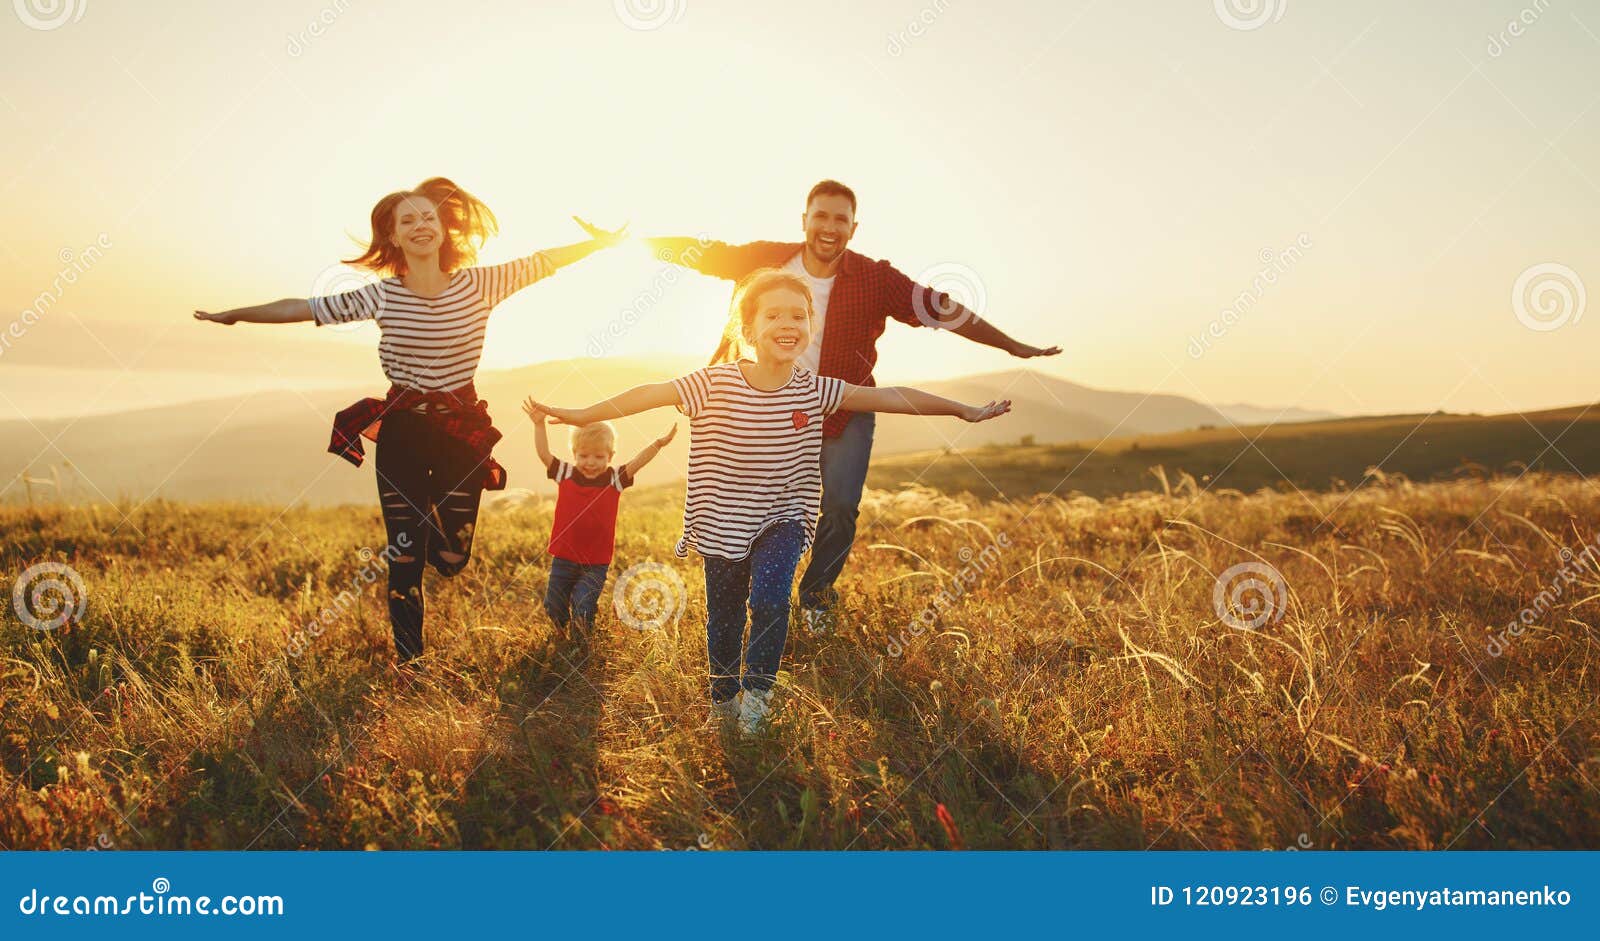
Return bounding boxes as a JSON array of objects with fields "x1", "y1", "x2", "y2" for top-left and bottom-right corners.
[{"x1": 374, "y1": 407, "x2": 486, "y2": 662}]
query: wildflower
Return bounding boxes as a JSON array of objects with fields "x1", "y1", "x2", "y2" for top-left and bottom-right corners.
[{"x1": 935, "y1": 803, "x2": 964, "y2": 850}]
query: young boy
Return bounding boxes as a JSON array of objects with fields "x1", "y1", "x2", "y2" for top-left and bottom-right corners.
[{"x1": 524, "y1": 405, "x2": 676, "y2": 632}]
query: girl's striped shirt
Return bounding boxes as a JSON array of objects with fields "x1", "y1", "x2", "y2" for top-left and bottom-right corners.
[
  {"x1": 309, "y1": 254, "x2": 554, "y2": 391},
  {"x1": 671, "y1": 362, "x2": 846, "y2": 560}
]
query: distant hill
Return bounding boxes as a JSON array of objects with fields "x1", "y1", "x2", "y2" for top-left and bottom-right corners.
[
  {"x1": 1212, "y1": 402, "x2": 1340, "y2": 426},
  {"x1": 867, "y1": 404, "x2": 1600, "y2": 502},
  {"x1": 0, "y1": 357, "x2": 1349, "y2": 506}
]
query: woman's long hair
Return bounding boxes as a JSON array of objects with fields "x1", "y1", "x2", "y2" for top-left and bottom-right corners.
[
  {"x1": 344, "y1": 176, "x2": 498, "y2": 276},
  {"x1": 708, "y1": 268, "x2": 815, "y2": 365}
]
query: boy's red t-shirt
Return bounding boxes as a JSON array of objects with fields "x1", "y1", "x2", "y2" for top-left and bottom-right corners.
[{"x1": 547, "y1": 458, "x2": 633, "y2": 565}]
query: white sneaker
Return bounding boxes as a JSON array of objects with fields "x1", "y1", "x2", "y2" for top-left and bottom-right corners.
[
  {"x1": 737, "y1": 688, "x2": 774, "y2": 736},
  {"x1": 708, "y1": 694, "x2": 741, "y2": 729},
  {"x1": 801, "y1": 607, "x2": 831, "y2": 637}
]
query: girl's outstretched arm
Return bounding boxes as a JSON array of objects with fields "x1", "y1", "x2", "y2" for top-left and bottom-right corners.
[
  {"x1": 192, "y1": 298, "x2": 312, "y2": 325},
  {"x1": 839, "y1": 384, "x2": 1011, "y2": 423},
  {"x1": 522, "y1": 381, "x2": 681, "y2": 427}
]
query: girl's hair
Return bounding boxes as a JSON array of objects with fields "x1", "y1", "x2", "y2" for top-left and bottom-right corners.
[
  {"x1": 570, "y1": 422, "x2": 617, "y2": 454},
  {"x1": 344, "y1": 176, "x2": 498, "y2": 276},
  {"x1": 708, "y1": 268, "x2": 815, "y2": 365}
]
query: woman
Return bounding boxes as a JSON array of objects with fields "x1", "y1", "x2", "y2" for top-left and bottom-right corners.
[
  {"x1": 195, "y1": 176, "x2": 624, "y2": 668},
  {"x1": 524, "y1": 269, "x2": 1009, "y2": 734}
]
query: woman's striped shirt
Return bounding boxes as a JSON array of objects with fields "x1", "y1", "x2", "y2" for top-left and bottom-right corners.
[
  {"x1": 671, "y1": 363, "x2": 846, "y2": 561},
  {"x1": 309, "y1": 254, "x2": 554, "y2": 391}
]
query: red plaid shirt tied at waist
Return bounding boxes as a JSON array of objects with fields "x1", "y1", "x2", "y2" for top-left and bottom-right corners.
[{"x1": 328, "y1": 382, "x2": 507, "y2": 490}]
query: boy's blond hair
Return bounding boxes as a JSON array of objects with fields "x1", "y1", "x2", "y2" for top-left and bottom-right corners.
[{"x1": 569, "y1": 421, "x2": 617, "y2": 454}]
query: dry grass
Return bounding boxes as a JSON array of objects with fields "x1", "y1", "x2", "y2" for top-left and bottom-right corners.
[{"x1": 3, "y1": 474, "x2": 1599, "y2": 849}]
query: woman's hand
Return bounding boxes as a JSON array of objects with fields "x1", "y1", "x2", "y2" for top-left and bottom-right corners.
[
  {"x1": 193, "y1": 309, "x2": 241, "y2": 325},
  {"x1": 522, "y1": 396, "x2": 582, "y2": 425},
  {"x1": 962, "y1": 399, "x2": 1012, "y2": 423},
  {"x1": 572, "y1": 216, "x2": 630, "y2": 248}
]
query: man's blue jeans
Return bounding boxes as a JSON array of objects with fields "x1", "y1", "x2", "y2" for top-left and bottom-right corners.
[{"x1": 798, "y1": 411, "x2": 875, "y2": 611}]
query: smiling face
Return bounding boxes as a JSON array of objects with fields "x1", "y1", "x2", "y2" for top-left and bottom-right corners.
[
  {"x1": 745, "y1": 286, "x2": 814, "y2": 366},
  {"x1": 572, "y1": 444, "x2": 613, "y2": 477},
  {"x1": 801, "y1": 193, "x2": 857, "y2": 266},
  {"x1": 389, "y1": 194, "x2": 443, "y2": 265}
]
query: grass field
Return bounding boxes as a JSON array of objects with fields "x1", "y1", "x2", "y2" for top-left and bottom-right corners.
[
  {"x1": 3, "y1": 470, "x2": 1599, "y2": 849},
  {"x1": 872, "y1": 404, "x2": 1600, "y2": 500}
]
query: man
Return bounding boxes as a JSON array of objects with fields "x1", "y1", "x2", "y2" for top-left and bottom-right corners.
[{"x1": 645, "y1": 180, "x2": 1060, "y2": 632}]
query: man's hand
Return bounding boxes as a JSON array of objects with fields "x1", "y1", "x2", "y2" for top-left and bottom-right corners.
[
  {"x1": 572, "y1": 216, "x2": 630, "y2": 248},
  {"x1": 1007, "y1": 340, "x2": 1061, "y2": 359}
]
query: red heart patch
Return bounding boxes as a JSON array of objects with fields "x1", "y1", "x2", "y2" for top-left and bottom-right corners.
[{"x1": 791, "y1": 410, "x2": 810, "y2": 429}]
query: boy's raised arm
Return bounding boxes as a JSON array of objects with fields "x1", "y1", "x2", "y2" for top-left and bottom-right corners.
[
  {"x1": 524, "y1": 404, "x2": 555, "y2": 468},
  {"x1": 624, "y1": 424, "x2": 678, "y2": 478}
]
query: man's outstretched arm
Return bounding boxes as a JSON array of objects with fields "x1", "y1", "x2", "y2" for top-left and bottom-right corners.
[
  {"x1": 884, "y1": 260, "x2": 1061, "y2": 359},
  {"x1": 950, "y1": 313, "x2": 1062, "y2": 359}
]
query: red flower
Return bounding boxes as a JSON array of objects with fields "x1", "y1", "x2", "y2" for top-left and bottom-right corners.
[
  {"x1": 935, "y1": 803, "x2": 964, "y2": 850},
  {"x1": 597, "y1": 798, "x2": 618, "y2": 816}
]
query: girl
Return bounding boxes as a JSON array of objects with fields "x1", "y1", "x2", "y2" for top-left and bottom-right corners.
[
  {"x1": 194, "y1": 176, "x2": 624, "y2": 668},
  {"x1": 524, "y1": 268, "x2": 1009, "y2": 734}
]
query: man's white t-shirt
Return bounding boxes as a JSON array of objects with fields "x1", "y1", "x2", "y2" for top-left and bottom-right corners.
[{"x1": 783, "y1": 253, "x2": 835, "y2": 375}]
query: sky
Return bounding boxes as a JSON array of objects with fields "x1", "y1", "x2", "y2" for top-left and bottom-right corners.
[{"x1": 0, "y1": 0, "x2": 1596, "y2": 420}]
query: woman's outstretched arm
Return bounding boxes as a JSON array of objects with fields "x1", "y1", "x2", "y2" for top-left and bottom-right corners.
[
  {"x1": 839, "y1": 383, "x2": 1011, "y2": 423},
  {"x1": 193, "y1": 298, "x2": 312, "y2": 325},
  {"x1": 522, "y1": 381, "x2": 681, "y2": 427},
  {"x1": 539, "y1": 217, "x2": 629, "y2": 270}
]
